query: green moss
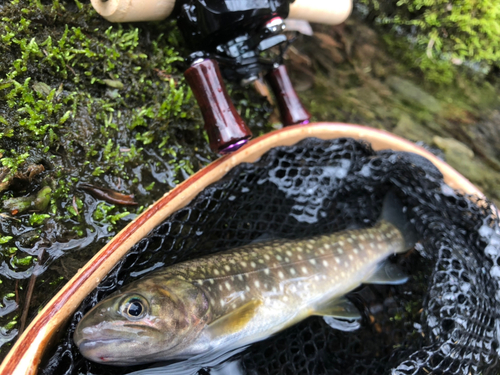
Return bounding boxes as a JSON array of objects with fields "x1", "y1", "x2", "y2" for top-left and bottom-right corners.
[{"x1": 362, "y1": 0, "x2": 500, "y2": 83}]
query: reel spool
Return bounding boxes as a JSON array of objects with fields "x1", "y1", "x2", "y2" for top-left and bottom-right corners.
[{"x1": 90, "y1": 0, "x2": 352, "y2": 153}]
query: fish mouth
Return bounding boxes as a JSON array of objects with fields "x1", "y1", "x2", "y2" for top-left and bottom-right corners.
[
  {"x1": 77, "y1": 338, "x2": 135, "y2": 364},
  {"x1": 77, "y1": 337, "x2": 133, "y2": 348}
]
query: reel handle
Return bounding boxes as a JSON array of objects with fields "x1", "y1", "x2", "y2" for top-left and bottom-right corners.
[
  {"x1": 184, "y1": 59, "x2": 252, "y2": 154},
  {"x1": 266, "y1": 64, "x2": 311, "y2": 125}
]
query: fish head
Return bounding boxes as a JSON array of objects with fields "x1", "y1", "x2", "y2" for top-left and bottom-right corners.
[{"x1": 74, "y1": 276, "x2": 210, "y2": 365}]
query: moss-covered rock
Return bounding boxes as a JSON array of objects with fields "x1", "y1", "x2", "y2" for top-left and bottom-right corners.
[{"x1": 360, "y1": 0, "x2": 500, "y2": 83}]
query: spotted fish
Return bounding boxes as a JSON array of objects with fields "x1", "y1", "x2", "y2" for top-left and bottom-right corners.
[{"x1": 74, "y1": 192, "x2": 417, "y2": 366}]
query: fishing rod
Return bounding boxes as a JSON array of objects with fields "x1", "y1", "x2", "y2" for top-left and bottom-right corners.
[{"x1": 91, "y1": 0, "x2": 352, "y2": 153}]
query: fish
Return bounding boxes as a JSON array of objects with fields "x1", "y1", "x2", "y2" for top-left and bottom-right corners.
[{"x1": 74, "y1": 192, "x2": 417, "y2": 366}]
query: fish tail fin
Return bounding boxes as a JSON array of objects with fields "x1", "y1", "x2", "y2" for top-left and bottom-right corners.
[{"x1": 380, "y1": 190, "x2": 418, "y2": 252}]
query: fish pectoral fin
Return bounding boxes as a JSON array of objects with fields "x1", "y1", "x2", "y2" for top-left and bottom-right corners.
[
  {"x1": 206, "y1": 299, "x2": 262, "y2": 338},
  {"x1": 364, "y1": 261, "x2": 408, "y2": 285},
  {"x1": 313, "y1": 297, "x2": 361, "y2": 320},
  {"x1": 323, "y1": 316, "x2": 361, "y2": 332},
  {"x1": 314, "y1": 297, "x2": 362, "y2": 332}
]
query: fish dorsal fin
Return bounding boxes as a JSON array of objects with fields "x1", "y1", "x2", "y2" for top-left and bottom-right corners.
[
  {"x1": 314, "y1": 297, "x2": 362, "y2": 332},
  {"x1": 207, "y1": 299, "x2": 262, "y2": 338},
  {"x1": 364, "y1": 261, "x2": 408, "y2": 285},
  {"x1": 313, "y1": 297, "x2": 361, "y2": 320}
]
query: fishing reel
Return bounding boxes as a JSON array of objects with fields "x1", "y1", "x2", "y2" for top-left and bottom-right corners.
[{"x1": 91, "y1": 0, "x2": 352, "y2": 153}]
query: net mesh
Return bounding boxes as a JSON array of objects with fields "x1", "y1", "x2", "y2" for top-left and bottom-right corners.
[{"x1": 40, "y1": 138, "x2": 500, "y2": 375}]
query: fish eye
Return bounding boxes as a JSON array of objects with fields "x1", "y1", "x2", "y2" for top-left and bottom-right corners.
[{"x1": 120, "y1": 295, "x2": 148, "y2": 320}]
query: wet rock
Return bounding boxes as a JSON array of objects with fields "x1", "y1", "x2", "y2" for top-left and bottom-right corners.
[
  {"x1": 433, "y1": 136, "x2": 474, "y2": 159},
  {"x1": 432, "y1": 136, "x2": 487, "y2": 182},
  {"x1": 393, "y1": 114, "x2": 434, "y2": 144},
  {"x1": 386, "y1": 77, "x2": 442, "y2": 114}
]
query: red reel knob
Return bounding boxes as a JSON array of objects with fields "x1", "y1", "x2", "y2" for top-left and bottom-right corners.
[
  {"x1": 184, "y1": 59, "x2": 252, "y2": 154},
  {"x1": 265, "y1": 64, "x2": 311, "y2": 126}
]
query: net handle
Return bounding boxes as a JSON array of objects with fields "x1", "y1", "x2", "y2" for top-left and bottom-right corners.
[{"x1": 0, "y1": 123, "x2": 482, "y2": 375}]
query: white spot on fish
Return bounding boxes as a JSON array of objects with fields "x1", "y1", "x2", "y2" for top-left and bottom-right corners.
[
  {"x1": 301, "y1": 266, "x2": 308, "y2": 274},
  {"x1": 339, "y1": 241, "x2": 344, "y2": 246},
  {"x1": 254, "y1": 280, "x2": 260, "y2": 288},
  {"x1": 348, "y1": 255, "x2": 354, "y2": 260},
  {"x1": 264, "y1": 269, "x2": 270, "y2": 275},
  {"x1": 353, "y1": 248, "x2": 359, "y2": 254},
  {"x1": 323, "y1": 260, "x2": 329, "y2": 267},
  {"x1": 285, "y1": 257, "x2": 290, "y2": 262},
  {"x1": 251, "y1": 261, "x2": 256, "y2": 268},
  {"x1": 283, "y1": 296, "x2": 289, "y2": 302},
  {"x1": 347, "y1": 238, "x2": 353, "y2": 243},
  {"x1": 286, "y1": 250, "x2": 293, "y2": 257},
  {"x1": 278, "y1": 271, "x2": 285, "y2": 279},
  {"x1": 290, "y1": 268, "x2": 297, "y2": 275},
  {"x1": 219, "y1": 284, "x2": 223, "y2": 291},
  {"x1": 238, "y1": 275, "x2": 244, "y2": 281},
  {"x1": 241, "y1": 261, "x2": 247, "y2": 267},
  {"x1": 225, "y1": 282, "x2": 231, "y2": 291},
  {"x1": 209, "y1": 279, "x2": 214, "y2": 284},
  {"x1": 224, "y1": 265, "x2": 231, "y2": 272},
  {"x1": 359, "y1": 235, "x2": 365, "y2": 240},
  {"x1": 344, "y1": 262, "x2": 349, "y2": 267},
  {"x1": 309, "y1": 259, "x2": 317, "y2": 265},
  {"x1": 298, "y1": 255, "x2": 303, "y2": 260},
  {"x1": 220, "y1": 300, "x2": 225, "y2": 307},
  {"x1": 264, "y1": 254, "x2": 270, "y2": 261},
  {"x1": 338, "y1": 248, "x2": 344, "y2": 254},
  {"x1": 276, "y1": 255, "x2": 283, "y2": 261},
  {"x1": 272, "y1": 287, "x2": 277, "y2": 293},
  {"x1": 246, "y1": 286, "x2": 251, "y2": 292},
  {"x1": 241, "y1": 294, "x2": 245, "y2": 301},
  {"x1": 214, "y1": 269, "x2": 220, "y2": 276},
  {"x1": 258, "y1": 259, "x2": 264, "y2": 264},
  {"x1": 297, "y1": 247, "x2": 304, "y2": 252},
  {"x1": 335, "y1": 258, "x2": 341, "y2": 264}
]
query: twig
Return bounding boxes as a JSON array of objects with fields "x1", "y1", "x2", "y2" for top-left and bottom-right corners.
[
  {"x1": 19, "y1": 247, "x2": 45, "y2": 335},
  {"x1": 15, "y1": 280, "x2": 19, "y2": 305}
]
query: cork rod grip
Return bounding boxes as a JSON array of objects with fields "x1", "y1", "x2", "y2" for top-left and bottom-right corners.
[
  {"x1": 288, "y1": 0, "x2": 352, "y2": 25},
  {"x1": 90, "y1": 0, "x2": 176, "y2": 22}
]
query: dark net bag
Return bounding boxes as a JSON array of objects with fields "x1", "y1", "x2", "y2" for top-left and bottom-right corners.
[{"x1": 40, "y1": 138, "x2": 500, "y2": 375}]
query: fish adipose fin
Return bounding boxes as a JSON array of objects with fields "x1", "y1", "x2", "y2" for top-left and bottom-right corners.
[
  {"x1": 207, "y1": 299, "x2": 262, "y2": 337},
  {"x1": 314, "y1": 297, "x2": 361, "y2": 332},
  {"x1": 380, "y1": 190, "x2": 419, "y2": 252},
  {"x1": 363, "y1": 260, "x2": 409, "y2": 285}
]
